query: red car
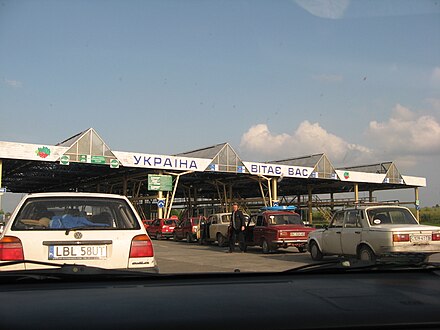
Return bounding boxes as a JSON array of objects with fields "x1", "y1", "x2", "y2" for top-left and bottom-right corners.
[
  {"x1": 142, "y1": 219, "x2": 154, "y2": 230},
  {"x1": 173, "y1": 216, "x2": 204, "y2": 243},
  {"x1": 245, "y1": 206, "x2": 315, "y2": 253},
  {"x1": 147, "y1": 218, "x2": 177, "y2": 240}
]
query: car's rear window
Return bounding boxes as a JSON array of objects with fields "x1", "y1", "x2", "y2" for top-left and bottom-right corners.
[
  {"x1": 221, "y1": 215, "x2": 230, "y2": 223},
  {"x1": 367, "y1": 208, "x2": 418, "y2": 226},
  {"x1": 268, "y1": 214, "x2": 303, "y2": 225},
  {"x1": 12, "y1": 197, "x2": 141, "y2": 230},
  {"x1": 164, "y1": 220, "x2": 177, "y2": 225}
]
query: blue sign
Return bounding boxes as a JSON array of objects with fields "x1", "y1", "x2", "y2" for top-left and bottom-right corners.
[
  {"x1": 261, "y1": 206, "x2": 297, "y2": 211},
  {"x1": 157, "y1": 199, "x2": 165, "y2": 208}
]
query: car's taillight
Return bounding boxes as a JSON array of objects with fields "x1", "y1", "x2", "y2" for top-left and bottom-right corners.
[
  {"x1": 129, "y1": 235, "x2": 154, "y2": 258},
  {"x1": 393, "y1": 233, "x2": 410, "y2": 242},
  {"x1": 279, "y1": 231, "x2": 288, "y2": 238},
  {"x1": 432, "y1": 233, "x2": 440, "y2": 241},
  {"x1": 0, "y1": 236, "x2": 24, "y2": 261}
]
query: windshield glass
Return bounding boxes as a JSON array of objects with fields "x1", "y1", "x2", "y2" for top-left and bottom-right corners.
[
  {"x1": 268, "y1": 214, "x2": 303, "y2": 225},
  {"x1": 12, "y1": 198, "x2": 140, "y2": 230},
  {"x1": 367, "y1": 208, "x2": 419, "y2": 226},
  {"x1": 0, "y1": 1, "x2": 439, "y2": 275}
]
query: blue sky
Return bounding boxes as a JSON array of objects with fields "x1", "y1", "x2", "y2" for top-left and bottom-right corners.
[{"x1": 1, "y1": 0, "x2": 439, "y2": 210}]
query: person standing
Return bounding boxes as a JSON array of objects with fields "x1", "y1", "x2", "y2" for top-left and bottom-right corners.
[{"x1": 229, "y1": 202, "x2": 246, "y2": 253}]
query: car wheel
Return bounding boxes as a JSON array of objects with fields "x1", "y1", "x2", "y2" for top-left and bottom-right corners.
[
  {"x1": 173, "y1": 232, "x2": 179, "y2": 241},
  {"x1": 186, "y1": 233, "x2": 193, "y2": 243},
  {"x1": 262, "y1": 240, "x2": 271, "y2": 254},
  {"x1": 217, "y1": 233, "x2": 226, "y2": 247},
  {"x1": 297, "y1": 246, "x2": 306, "y2": 253},
  {"x1": 157, "y1": 232, "x2": 162, "y2": 240},
  {"x1": 309, "y1": 241, "x2": 323, "y2": 261},
  {"x1": 358, "y1": 245, "x2": 376, "y2": 262}
]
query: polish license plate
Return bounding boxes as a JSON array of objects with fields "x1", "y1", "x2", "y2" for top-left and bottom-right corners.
[
  {"x1": 410, "y1": 234, "x2": 431, "y2": 244},
  {"x1": 290, "y1": 232, "x2": 305, "y2": 237},
  {"x1": 48, "y1": 245, "x2": 107, "y2": 260}
]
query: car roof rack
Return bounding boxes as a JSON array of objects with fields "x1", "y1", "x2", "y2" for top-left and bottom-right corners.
[{"x1": 342, "y1": 200, "x2": 402, "y2": 209}]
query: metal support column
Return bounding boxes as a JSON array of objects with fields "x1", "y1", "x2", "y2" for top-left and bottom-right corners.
[
  {"x1": 272, "y1": 178, "x2": 278, "y2": 206},
  {"x1": 354, "y1": 183, "x2": 359, "y2": 204},
  {"x1": 330, "y1": 192, "x2": 334, "y2": 211},
  {"x1": 415, "y1": 187, "x2": 420, "y2": 222},
  {"x1": 157, "y1": 171, "x2": 163, "y2": 219},
  {"x1": 369, "y1": 190, "x2": 373, "y2": 202},
  {"x1": 307, "y1": 185, "x2": 313, "y2": 224}
]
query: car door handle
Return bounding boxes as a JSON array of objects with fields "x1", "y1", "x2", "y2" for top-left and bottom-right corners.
[
  {"x1": 336, "y1": 231, "x2": 341, "y2": 234},
  {"x1": 355, "y1": 231, "x2": 361, "y2": 234}
]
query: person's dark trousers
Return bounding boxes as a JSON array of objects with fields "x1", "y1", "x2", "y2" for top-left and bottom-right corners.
[
  {"x1": 238, "y1": 231, "x2": 247, "y2": 252},
  {"x1": 229, "y1": 229, "x2": 238, "y2": 252},
  {"x1": 229, "y1": 229, "x2": 246, "y2": 252}
]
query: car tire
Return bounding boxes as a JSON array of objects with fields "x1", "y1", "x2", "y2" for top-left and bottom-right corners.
[
  {"x1": 186, "y1": 233, "x2": 192, "y2": 243},
  {"x1": 309, "y1": 241, "x2": 323, "y2": 261},
  {"x1": 173, "y1": 232, "x2": 180, "y2": 241},
  {"x1": 297, "y1": 246, "x2": 306, "y2": 253},
  {"x1": 262, "y1": 240, "x2": 271, "y2": 254},
  {"x1": 157, "y1": 232, "x2": 162, "y2": 240},
  {"x1": 358, "y1": 245, "x2": 376, "y2": 262},
  {"x1": 217, "y1": 233, "x2": 226, "y2": 247}
]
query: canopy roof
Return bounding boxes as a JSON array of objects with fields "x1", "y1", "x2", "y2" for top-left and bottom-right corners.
[{"x1": 0, "y1": 128, "x2": 425, "y2": 198}]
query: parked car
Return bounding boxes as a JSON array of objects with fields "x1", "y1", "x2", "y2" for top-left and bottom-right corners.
[
  {"x1": 199, "y1": 212, "x2": 251, "y2": 247},
  {"x1": 308, "y1": 205, "x2": 440, "y2": 262},
  {"x1": 0, "y1": 192, "x2": 158, "y2": 272},
  {"x1": 199, "y1": 213, "x2": 231, "y2": 246},
  {"x1": 147, "y1": 218, "x2": 178, "y2": 240},
  {"x1": 245, "y1": 206, "x2": 315, "y2": 253},
  {"x1": 142, "y1": 219, "x2": 154, "y2": 230},
  {"x1": 173, "y1": 216, "x2": 204, "y2": 243}
]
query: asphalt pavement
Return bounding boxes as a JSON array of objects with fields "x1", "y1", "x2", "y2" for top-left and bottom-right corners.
[
  {"x1": 153, "y1": 238, "x2": 440, "y2": 274},
  {"x1": 154, "y1": 238, "x2": 325, "y2": 273}
]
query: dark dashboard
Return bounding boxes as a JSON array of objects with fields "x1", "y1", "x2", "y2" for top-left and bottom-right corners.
[{"x1": 1, "y1": 267, "x2": 440, "y2": 330}]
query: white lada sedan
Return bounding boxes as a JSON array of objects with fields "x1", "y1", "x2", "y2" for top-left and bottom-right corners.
[
  {"x1": 308, "y1": 205, "x2": 440, "y2": 263},
  {"x1": 0, "y1": 192, "x2": 158, "y2": 272}
]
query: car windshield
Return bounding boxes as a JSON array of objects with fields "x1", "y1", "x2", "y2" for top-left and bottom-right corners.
[
  {"x1": 12, "y1": 197, "x2": 140, "y2": 230},
  {"x1": 268, "y1": 214, "x2": 303, "y2": 225},
  {"x1": 0, "y1": 1, "x2": 439, "y2": 277},
  {"x1": 367, "y1": 208, "x2": 419, "y2": 226}
]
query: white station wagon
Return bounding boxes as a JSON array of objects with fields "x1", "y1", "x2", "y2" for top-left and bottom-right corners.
[
  {"x1": 308, "y1": 205, "x2": 440, "y2": 263},
  {"x1": 0, "y1": 192, "x2": 158, "y2": 272}
]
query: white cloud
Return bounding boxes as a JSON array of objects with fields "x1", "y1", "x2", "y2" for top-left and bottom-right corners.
[
  {"x1": 367, "y1": 104, "x2": 440, "y2": 156},
  {"x1": 294, "y1": 0, "x2": 350, "y2": 19},
  {"x1": 4, "y1": 78, "x2": 23, "y2": 88},
  {"x1": 240, "y1": 121, "x2": 372, "y2": 165}
]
